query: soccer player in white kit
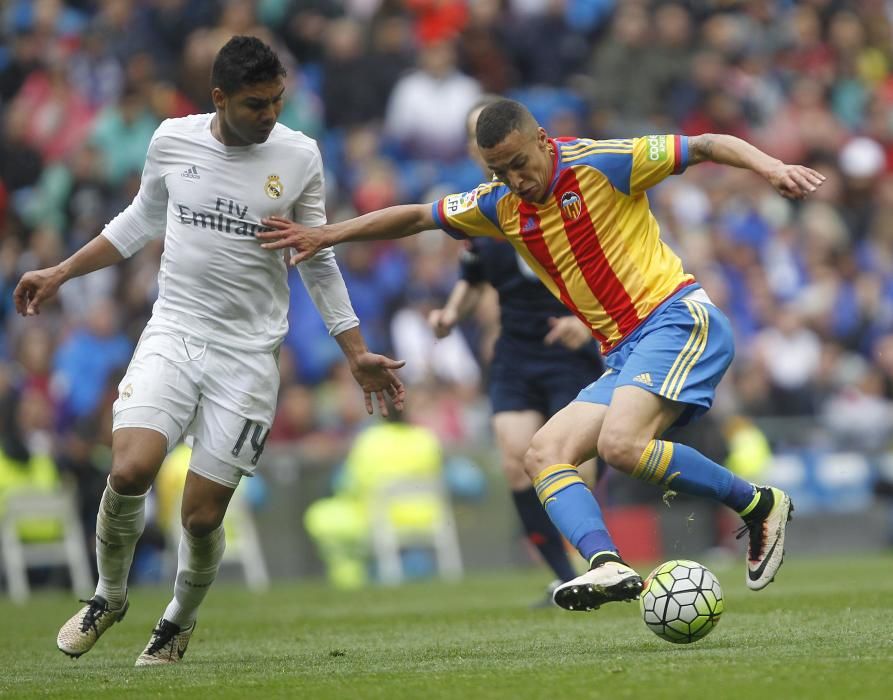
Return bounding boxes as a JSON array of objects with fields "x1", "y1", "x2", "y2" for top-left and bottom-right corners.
[{"x1": 13, "y1": 36, "x2": 405, "y2": 666}]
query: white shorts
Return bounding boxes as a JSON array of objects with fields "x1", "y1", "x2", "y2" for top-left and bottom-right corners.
[{"x1": 113, "y1": 328, "x2": 280, "y2": 488}]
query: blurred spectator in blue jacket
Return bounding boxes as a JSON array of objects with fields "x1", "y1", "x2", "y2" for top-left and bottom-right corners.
[{"x1": 52, "y1": 299, "x2": 131, "y2": 423}]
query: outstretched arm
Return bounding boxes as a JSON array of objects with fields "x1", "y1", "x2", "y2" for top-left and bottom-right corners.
[
  {"x1": 687, "y1": 133, "x2": 825, "y2": 200},
  {"x1": 258, "y1": 203, "x2": 436, "y2": 266},
  {"x1": 13, "y1": 235, "x2": 124, "y2": 316},
  {"x1": 15, "y1": 126, "x2": 169, "y2": 316}
]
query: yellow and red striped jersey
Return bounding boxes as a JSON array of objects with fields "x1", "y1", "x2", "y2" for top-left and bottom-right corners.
[{"x1": 432, "y1": 135, "x2": 695, "y2": 353}]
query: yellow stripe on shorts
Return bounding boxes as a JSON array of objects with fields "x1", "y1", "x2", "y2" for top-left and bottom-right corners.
[{"x1": 659, "y1": 299, "x2": 709, "y2": 401}]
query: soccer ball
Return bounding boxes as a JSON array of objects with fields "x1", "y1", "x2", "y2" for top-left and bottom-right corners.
[{"x1": 639, "y1": 559, "x2": 724, "y2": 644}]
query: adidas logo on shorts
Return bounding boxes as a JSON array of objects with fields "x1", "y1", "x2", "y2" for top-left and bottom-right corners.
[{"x1": 633, "y1": 372, "x2": 653, "y2": 387}]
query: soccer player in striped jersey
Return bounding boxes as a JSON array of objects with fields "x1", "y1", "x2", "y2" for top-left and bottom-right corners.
[
  {"x1": 429, "y1": 100, "x2": 606, "y2": 605},
  {"x1": 258, "y1": 99, "x2": 825, "y2": 611}
]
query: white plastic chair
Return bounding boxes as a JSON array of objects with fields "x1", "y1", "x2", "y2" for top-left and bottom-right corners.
[
  {"x1": 368, "y1": 476, "x2": 463, "y2": 585},
  {"x1": 0, "y1": 488, "x2": 93, "y2": 603}
]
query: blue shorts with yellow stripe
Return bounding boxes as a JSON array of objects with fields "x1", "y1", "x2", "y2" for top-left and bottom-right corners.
[{"x1": 575, "y1": 287, "x2": 734, "y2": 427}]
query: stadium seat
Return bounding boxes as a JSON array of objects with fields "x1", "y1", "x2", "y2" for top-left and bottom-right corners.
[
  {"x1": 762, "y1": 451, "x2": 875, "y2": 515},
  {"x1": 367, "y1": 475, "x2": 463, "y2": 585},
  {"x1": 0, "y1": 488, "x2": 92, "y2": 603}
]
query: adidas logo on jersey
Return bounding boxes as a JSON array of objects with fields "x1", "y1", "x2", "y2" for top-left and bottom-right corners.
[
  {"x1": 633, "y1": 372, "x2": 653, "y2": 386},
  {"x1": 181, "y1": 165, "x2": 200, "y2": 180}
]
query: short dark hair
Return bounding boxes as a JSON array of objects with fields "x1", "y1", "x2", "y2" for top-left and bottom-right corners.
[
  {"x1": 475, "y1": 99, "x2": 537, "y2": 149},
  {"x1": 211, "y1": 35, "x2": 286, "y2": 94},
  {"x1": 466, "y1": 94, "x2": 500, "y2": 137}
]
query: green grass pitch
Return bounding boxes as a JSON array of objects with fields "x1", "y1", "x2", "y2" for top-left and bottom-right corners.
[{"x1": 1, "y1": 554, "x2": 891, "y2": 699}]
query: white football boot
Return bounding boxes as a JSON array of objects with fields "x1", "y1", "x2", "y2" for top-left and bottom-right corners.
[
  {"x1": 738, "y1": 486, "x2": 794, "y2": 590},
  {"x1": 135, "y1": 618, "x2": 196, "y2": 666},
  {"x1": 57, "y1": 595, "x2": 129, "y2": 658},
  {"x1": 552, "y1": 560, "x2": 643, "y2": 611}
]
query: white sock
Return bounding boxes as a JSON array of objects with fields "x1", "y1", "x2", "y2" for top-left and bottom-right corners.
[
  {"x1": 163, "y1": 526, "x2": 226, "y2": 628},
  {"x1": 94, "y1": 479, "x2": 148, "y2": 607}
]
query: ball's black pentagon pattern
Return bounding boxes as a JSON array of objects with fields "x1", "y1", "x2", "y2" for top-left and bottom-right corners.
[{"x1": 639, "y1": 560, "x2": 724, "y2": 644}]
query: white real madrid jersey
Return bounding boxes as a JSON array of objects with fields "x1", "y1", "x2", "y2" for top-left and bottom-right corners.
[{"x1": 101, "y1": 113, "x2": 357, "y2": 353}]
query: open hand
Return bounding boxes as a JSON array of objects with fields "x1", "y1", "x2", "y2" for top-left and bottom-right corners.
[
  {"x1": 13, "y1": 266, "x2": 65, "y2": 316},
  {"x1": 765, "y1": 164, "x2": 826, "y2": 200},
  {"x1": 258, "y1": 216, "x2": 328, "y2": 265},
  {"x1": 349, "y1": 352, "x2": 406, "y2": 416}
]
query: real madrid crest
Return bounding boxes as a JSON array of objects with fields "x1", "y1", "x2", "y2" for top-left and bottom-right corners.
[
  {"x1": 560, "y1": 191, "x2": 582, "y2": 221},
  {"x1": 264, "y1": 174, "x2": 283, "y2": 199}
]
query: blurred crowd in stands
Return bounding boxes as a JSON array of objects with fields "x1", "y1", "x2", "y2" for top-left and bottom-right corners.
[{"x1": 2, "y1": 0, "x2": 893, "y2": 543}]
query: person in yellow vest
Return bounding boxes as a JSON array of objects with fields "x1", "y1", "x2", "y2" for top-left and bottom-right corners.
[
  {"x1": 304, "y1": 409, "x2": 444, "y2": 589},
  {"x1": 154, "y1": 443, "x2": 193, "y2": 539},
  {"x1": 724, "y1": 416, "x2": 772, "y2": 482},
  {"x1": 0, "y1": 389, "x2": 63, "y2": 543}
]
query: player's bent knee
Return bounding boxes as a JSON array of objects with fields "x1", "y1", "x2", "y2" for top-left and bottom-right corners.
[
  {"x1": 181, "y1": 509, "x2": 225, "y2": 538},
  {"x1": 108, "y1": 462, "x2": 155, "y2": 496}
]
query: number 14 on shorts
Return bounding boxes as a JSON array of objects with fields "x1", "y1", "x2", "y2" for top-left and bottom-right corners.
[{"x1": 231, "y1": 419, "x2": 270, "y2": 466}]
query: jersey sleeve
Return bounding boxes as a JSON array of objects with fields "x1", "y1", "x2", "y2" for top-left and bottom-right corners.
[
  {"x1": 292, "y1": 140, "x2": 358, "y2": 336},
  {"x1": 292, "y1": 142, "x2": 327, "y2": 227},
  {"x1": 295, "y1": 246, "x2": 360, "y2": 337},
  {"x1": 100, "y1": 126, "x2": 169, "y2": 257},
  {"x1": 628, "y1": 135, "x2": 688, "y2": 195},
  {"x1": 431, "y1": 183, "x2": 505, "y2": 240}
]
